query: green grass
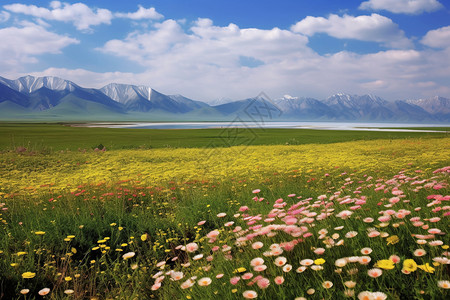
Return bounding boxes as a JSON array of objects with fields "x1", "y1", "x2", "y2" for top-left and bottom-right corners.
[{"x1": 0, "y1": 122, "x2": 448, "y2": 151}]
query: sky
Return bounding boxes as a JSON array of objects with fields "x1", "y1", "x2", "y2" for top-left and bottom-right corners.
[{"x1": 0, "y1": 0, "x2": 449, "y2": 102}]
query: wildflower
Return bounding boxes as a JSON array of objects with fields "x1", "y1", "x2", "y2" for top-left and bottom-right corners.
[
  {"x1": 375, "y1": 259, "x2": 395, "y2": 270},
  {"x1": 234, "y1": 267, "x2": 247, "y2": 273},
  {"x1": 306, "y1": 288, "x2": 315, "y2": 295},
  {"x1": 314, "y1": 258, "x2": 326, "y2": 265},
  {"x1": 64, "y1": 290, "x2": 74, "y2": 295},
  {"x1": 274, "y1": 256, "x2": 287, "y2": 266},
  {"x1": 300, "y1": 259, "x2": 314, "y2": 266},
  {"x1": 344, "y1": 281, "x2": 356, "y2": 288},
  {"x1": 417, "y1": 263, "x2": 435, "y2": 273},
  {"x1": 141, "y1": 234, "x2": 148, "y2": 241},
  {"x1": 296, "y1": 266, "x2": 307, "y2": 273},
  {"x1": 171, "y1": 271, "x2": 184, "y2": 281},
  {"x1": 372, "y1": 292, "x2": 387, "y2": 300},
  {"x1": 438, "y1": 280, "x2": 450, "y2": 289},
  {"x1": 64, "y1": 276, "x2": 72, "y2": 281},
  {"x1": 335, "y1": 258, "x2": 347, "y2": 267},
  {"x1": 275, "y1": 276, "x2": 284, "y2": 285},
  {"x1": 38, "y1": 288, "x2": 50, "y2": 296},
  {"x1": 22, "y1": 272, "x2": 36, "y2": 279},
  {"x1": 361, "y1": 247, "x2": 372, "y2": 255},
  {"x1": 282, "y1": 264, "x2": 293, "y2": 272},
  {"x1": 314, "y1": 248, "x2": 325, "y2": 255},
  {"x1": 20, "y1": 289, "x2": 30, "y2": 295},
  {"x1": 345, "y1": 231, "x2": 358, "y2": 238},
  {"x1": 185, "y1": 242, "x2": 198, "y2": 253},
  {"x1": 181, "y1": 279, "x2": 195, "y2": 289},
  {"x1": 253, "y1": 265, "x2": 267, "y2": 272},
  {"x1": 250, "y1": 257, "x2": 264, "y2": 267},
  {"x1": 122, "y1": 252, "x2": 135, "y2": 260},
  {"x1": 386, "y1": 235, "x2": 399, "y2": 245},
  {"x1": 243, "y1": 290, "x2": 258, "y2": 299},
  {"x1": 252, "y1": 242, "x2": 263, "y2": 249},
  {"x1": 344, "y1": 289, "x2": 355, "y2": 297},
  {"x1": 359, "y1": 256, "x2": 371, "y2": 265},
  {"x1": 193, "y1": 254, "x2": 203, "y2": 260},
  {"x1": 358, "y1": 291, "x2": 373, "y2": 300},
  {"x1": 322, "y1": 281, "x2": 333, "y2": 289},
  {"x1": 230, "y1": 276, "x2": 240, "y2": 285},
  {"x1": 217, "y1": 212, "x2": 226, "y2": 218},
  {"x1": 367, "y1": 268, "x2": 383, "y2": 278},
  {"x1": 403, "y1": 259, "x2": 417, "y2": 272},
  {"x1": 35, "y1": 231, "x2": 45, "y2": 235},
  {"x1": 197, "y1": 277, "x2": 212, "y2": 286},
  {"x1": 242, "y1": 273, "x2": 253, "y2": 280},
  {"x1": 413, "y1": 249, "x2": 427, "y2": 257},
  {"x1": 257, "y1": 277, "x2": 270, "y2": 289}
]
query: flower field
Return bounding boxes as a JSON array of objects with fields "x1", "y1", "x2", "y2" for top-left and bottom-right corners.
[{"x1": 0, "y1": 137, "x2": 449, "y2": 299}]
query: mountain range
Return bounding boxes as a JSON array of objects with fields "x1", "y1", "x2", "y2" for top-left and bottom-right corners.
[{"x1": 0, "y1": 75, "x2": 449, "y2": 123}]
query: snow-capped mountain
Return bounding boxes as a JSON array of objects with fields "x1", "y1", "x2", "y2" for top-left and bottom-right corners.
[
  {"x1": 100, "y1": 83, "x2": 208, "y2": 113},
  {"x1": 0, "y1": 75, "x2": 77, "y2": 94},
  {"x1": 0, "y1": 75, "x2": 449, "y2": 122}
]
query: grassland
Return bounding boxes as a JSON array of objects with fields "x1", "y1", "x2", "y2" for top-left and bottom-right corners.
[
  {"x1": 0, "y1": 123, "x2": 448, "y2": 151},
  {"x1": 0, "y1": 123, "x2": 449, "y2": 299}
]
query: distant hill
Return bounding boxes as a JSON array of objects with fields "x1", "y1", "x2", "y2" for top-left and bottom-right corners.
[{"x1": 0, "y1": 75, "x2": 449, "y2": 123}]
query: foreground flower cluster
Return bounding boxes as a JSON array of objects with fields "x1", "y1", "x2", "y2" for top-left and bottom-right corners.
[
  {"x1": 148, "y1": 167, "x2": 449, "y2": 299},
  {"x1": 0, "y1": 139, "x2": 448, "y2": 299}
]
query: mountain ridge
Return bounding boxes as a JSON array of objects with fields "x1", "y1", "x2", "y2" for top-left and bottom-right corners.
[{"x1": 0, "y1": 75, "x2": 449, "y2": 123}]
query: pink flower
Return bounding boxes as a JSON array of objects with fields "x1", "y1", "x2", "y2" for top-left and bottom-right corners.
[
  {"x1": 274, "y1": 276, "x2": 284, "y2": 285},
  {"x1": 230, "y1": 276, "x2": 240, "y2": 285},
  {"x1": 252, "y1": 189, "x2": 261, "y2": 194},
  {"x1": 239, "y1": 206, "x2": 249, "y2": 212},
  {"x1": 368, "y1": 268, "x2": 383, "y2": 278},
  {"x1": 243, "y1": 290, "x2": 258, "y2": 299},
  {"x1": 257, "y1": 277, "x2": 270, "y2": 289},
  {"x1": 242, "y1": 273, "x2": 254, "y2": 280},
  {"x1": 185, "y1": 242, "x2": 199, "y2": 253}
]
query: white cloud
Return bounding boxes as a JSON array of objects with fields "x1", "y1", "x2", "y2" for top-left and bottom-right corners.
[
  {"x1": 115, "y1": 5, "x2": 163, "y2": 20},
  {"x1": 4, "y1": 2, "x2": 113, "y2": 31},
  {"x1": 291, "y1": 13, "x2": 412, "y2": 48},
  {"x1": 92, "y1": 18, "x2": 448, "y2": 100},
  {"x1": 0, "y1": 11, "x2": 10, "y2": 22},
  {"x1": 0, "y1": 24, "x2": 79, "y2": 72},
  {"x1": 359, "y1": 0, "x2": 443, "y2": 14},
  {"x1": 421, "y1": 26, "x2": 450, "y2": 48}
]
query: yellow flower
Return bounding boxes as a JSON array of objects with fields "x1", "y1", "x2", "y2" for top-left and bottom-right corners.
[
  {"x1": 375, "y1": 259, "x2": 395, "y2": 270},
  {"x1": 141, "y1": 234, "x2": 148, "y2": 241},
  {"x1": 16, "y1": 251, "x2": 27, "y2": 256},
  {"x1": 314, "y1": 258, "x2": 326, "y2": 265},
  {"x1": 65, "y1": 276, "x2": 72, "y2": 281},
  {"x1": 35, "y1": 231, "x2": 45, "y2": 235},
  {"x1": 403, "y1": 259, "x2": 418, "y2": 272},
  {"x1": 67, "y1": 235, "x2": 75, "y2": 239},
  {"x1": 22, "y1": 272, "x2": 36, "y2": 279},
  {"x1": 234, "y1": 267, "x2": 247, "y2": 273},
  {"x1": 417, "y1": 263, "x2": 435, "y2": 273},
  {"x1": 386, "y1": 235, "x2": 399, "y2": 245}
]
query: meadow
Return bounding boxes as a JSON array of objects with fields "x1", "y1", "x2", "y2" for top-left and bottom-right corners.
[{"x1": 0, "y1": 123, "x2": 449, "y2": 299}]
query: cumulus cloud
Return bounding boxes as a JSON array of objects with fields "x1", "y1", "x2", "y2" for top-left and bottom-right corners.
[
  {"x1": 4, "y1": 2, "x2": 164, "y2": 31},
  {"x1": 4, "y1": 1, "x2": 113, "y2": 31},
  {"x1": 115, "y1": 5, "x2": 163, "y2": 20},
  {"x1": 291, "y1": 13, "x2": 412, "y2": 48},
  {"x1": 359, "y1": 0, "x2": 443, "y2": 14},
  {"x1": 421, "y1": 26, "x2": 450, "y2": 48},
  {"x1": 0, "y1": 24, "x2": 79, "y2": 71},
  {"x1": 93, "y1": 18, "x2": 448, "y2": 100}
]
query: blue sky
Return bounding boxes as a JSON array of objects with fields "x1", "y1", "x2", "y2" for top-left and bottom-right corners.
[{"x1": 0, "y1": 0, "x2": 449, "y2": 101}]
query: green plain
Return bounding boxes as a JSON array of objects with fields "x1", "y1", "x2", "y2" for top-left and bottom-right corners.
[{"x1": 0, "y1": 122, "x2": 448, "y2": 151}]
